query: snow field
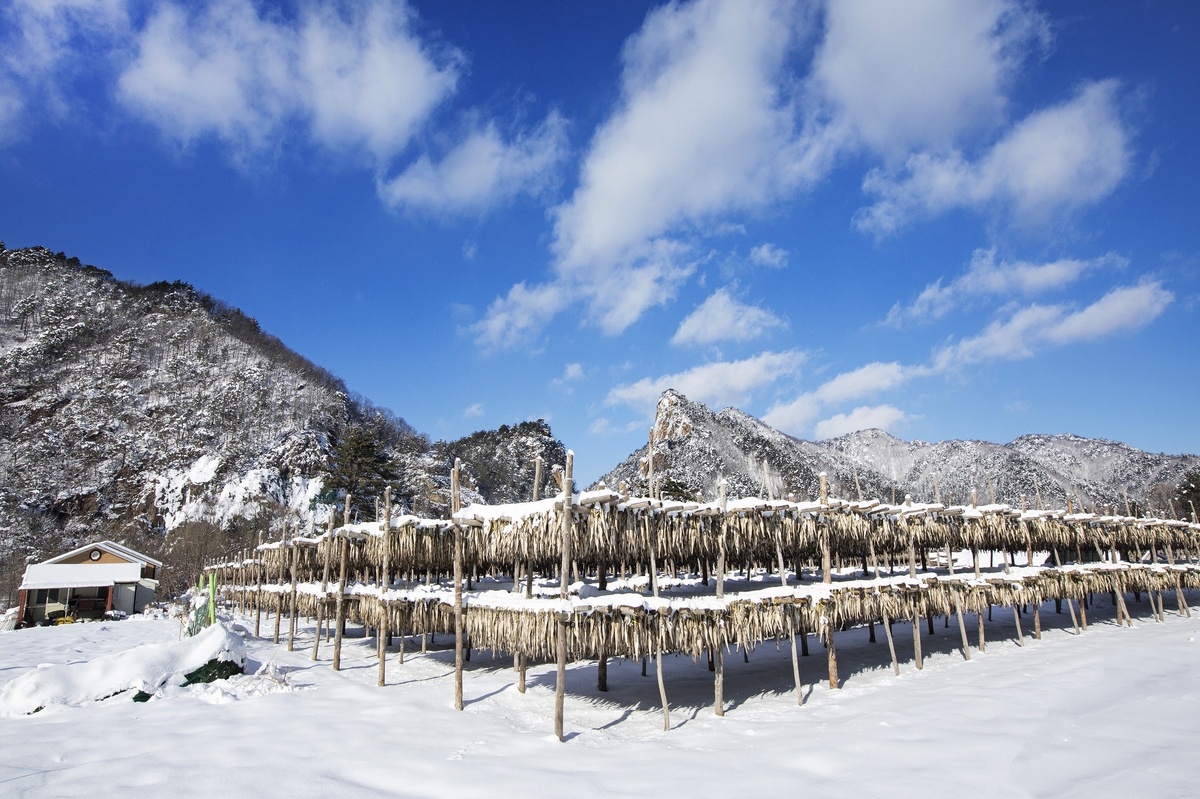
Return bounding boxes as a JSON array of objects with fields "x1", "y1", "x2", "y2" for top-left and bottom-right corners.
[{"x1": 1, "y1": 593, "x2": 1198, "y2": 798}]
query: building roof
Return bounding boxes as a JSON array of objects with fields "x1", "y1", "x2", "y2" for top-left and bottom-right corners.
[
  {"x1": 44, "y1": 540, "x2": 162, "y2": 568},
  {"x1": 20, "y1": 562, "x2": 145, "y2": 590}
]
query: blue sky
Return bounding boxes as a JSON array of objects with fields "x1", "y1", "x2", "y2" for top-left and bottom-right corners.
[{"x1": 1, "y1": 0, "x2": 1197, "y2": 483}]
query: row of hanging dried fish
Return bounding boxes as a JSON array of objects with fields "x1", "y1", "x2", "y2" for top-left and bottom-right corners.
[
  {"x1": 252, "y1": 495, "x2": 1200, "y2": 579},
  {"x1": 220, "y1": 563, "x2": 1200, "y2": 663}
]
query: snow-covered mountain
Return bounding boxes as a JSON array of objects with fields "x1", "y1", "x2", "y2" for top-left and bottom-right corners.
[
  {"x1": 0, "y1": 245, "x2": 562, "y2": 596},
  {"x1": 597, "y1": 389, "x2": 1197, "y2": 510}
]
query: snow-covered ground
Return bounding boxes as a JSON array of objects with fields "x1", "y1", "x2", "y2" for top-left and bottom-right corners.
[{"x1": 2, "y1": 596, "x2": 1198, "y2": 797}]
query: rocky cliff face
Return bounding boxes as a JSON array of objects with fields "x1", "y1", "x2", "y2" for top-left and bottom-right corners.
[{"x1": 597, "y1": 389, "x2": 1197, "y2": 510}]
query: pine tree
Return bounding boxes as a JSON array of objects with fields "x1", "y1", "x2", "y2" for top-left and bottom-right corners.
[{"x1": 325, "y1": 426, "x2": 395, "y2": 518}]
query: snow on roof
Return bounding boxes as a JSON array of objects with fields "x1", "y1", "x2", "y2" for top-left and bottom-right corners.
[
  {"x1": 44, "y1": 540, "x2": 162, "y2": 568},
  {"x1": 20, "y1": 562, "x2": 145, "y2": 590}
]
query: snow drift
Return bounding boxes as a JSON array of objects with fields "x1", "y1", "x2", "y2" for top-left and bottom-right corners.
[{"x1": 0, "y1": 622, "x2": 245, "y2": 716}]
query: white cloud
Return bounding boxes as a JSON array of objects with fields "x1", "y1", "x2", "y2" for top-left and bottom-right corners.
[
  {"x1": 469, "y1": 280, "x2": 569, "y2": 351},
  {"x1": 606, "y1": 350, "x2": 804, "y2": 416},
  {"x1": 671, "y1": 287, "x2": 785, "y2": 345},
  {"x1": 0, "y1": 0, "x2": 130, "y2": 129},
  {"x1": 749, "y1": 243, "x2": 788, "y2": 268},
  {"x1": 474, "y1": 0, "x2": 827, "y2": 348},
  {"x1": 886, "y1": 247, "x2": 1125, "y2": 325},
  {"x1": 463, "y1": 402, "x2": 484, "y2": 419},
  {"x1": 768, "y1": 275, "x2": 1171, "y2": 438},
  {"x1": 116, "y1": 0, "x2": 461, "y2": 164},
  {"x1": 857, "y1": 81, "x2": 1132, "y2": 235},
  {"x1": 474, "y1": 237, "x2": 697, "y2": 347},
  {"x1": 764, "y1": 360, "x2": 923, "y2": 434},
  {"x1": 934, "y1": 278, "x2": 1174, "y2": 368},
  {"x1": 471, "y1": 0, "x2": 1083, "y2": 348},
  {"x1": 589, "y1": 417, "x2": 615, "y2": 436},
  {"x1": 814, "y1": 404, "x2": 910, "y2": 440},
  {"x1": 813, "y1": 0, "x2": 1047, "y2": 160},
  {"x1": 1044, "y1": 279, "x2": 1175, "y2": 345},
  {"x1": 378, "y1": 111, "x2": 568, "y2": 214},
  {"x1": 812, "y1": 361, "x2": 921, "y2": 404},
  {"x1": 551, "y1": 362, "x2": 585, "y2": 392}
]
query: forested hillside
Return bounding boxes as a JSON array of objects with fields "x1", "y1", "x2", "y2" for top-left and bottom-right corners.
[{"x1": 0, "y1": 245, "x2": 562, "y2": 601}]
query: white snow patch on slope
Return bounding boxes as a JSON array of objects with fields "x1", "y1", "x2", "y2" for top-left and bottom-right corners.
[{"x1": 186, "y1": 454, "x2": 221, "y2": 484}]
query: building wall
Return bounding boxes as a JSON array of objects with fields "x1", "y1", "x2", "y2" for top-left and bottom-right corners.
[
  {"x1": 114, "y1": 583, "x2": 137, "y2": 615},
  {"x1": 58, "y1": 549, "x2": 129, "y2": 565},
  {"x1": 133, "y1": 582, "x2": 156, "y2": 613}
]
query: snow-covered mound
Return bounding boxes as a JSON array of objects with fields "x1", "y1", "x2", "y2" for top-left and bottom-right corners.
[{"x1": 0, "y1": 622, "x2": 245, "y2": 716}]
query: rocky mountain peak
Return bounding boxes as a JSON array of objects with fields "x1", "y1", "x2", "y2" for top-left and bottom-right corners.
[{"x1": 597, "y1": 389, "x2": 1197, "y2": 510}]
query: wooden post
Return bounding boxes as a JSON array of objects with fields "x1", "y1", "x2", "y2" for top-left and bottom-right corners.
[
  {"x1": 977, "y1": 611, "x2": 986, "y2": 653},
  {"x1": 647, "y1": 429, "x2": 655, "y2": 499},
  {"x1": 287, "y1": 530, "x2": 299, "y2": 652},
  {"x1": 911, "y1": 606, "x2": 923, "y2": 669},
  {"x1": 1012, "y1": 604, "x2": 1024, "y2": 646},
  {"x1": 826, "y1": 619, "x2": 839, "y2": 689},
  {"x1": 656, "y1": 635, "x2": 670, "y2": 732},
  {"x1": 555, "y1": 451, "x2": 574, "y2": 741},
  {"x1": 1033, "y1": 602, "x2": 1042, "y2": 639},
  {"x1": 312, "y1": 508, "x2": 334, "y2": 660},
  {"x1": 715, "y1": 477, "x2": 726, "y2": 717},
  {"x1": 1052, "y1": 548, "x2": 1081, "y2": 634},
  {"x1": 774, "y1": 528, "x2": 804, "y2": 701},
  {"x1": 954, "y1": 595, "x2": 971, "y2": 660},
  {"x1": 332, "y1": 532, "x2": 348, "y2": 670},
  {"x1": 648, "y1": 516, "x2": 660, "y2": 598},
  {"x1": 819, "y1": 473, "x2": 831, "y2": 584},
  {"x1": 377, "y1": 607, "x2": 389, "y2": 687},
  {"x1": 527, "y1": 457, "x2": 541, "y2": 600},
  {"x1": 453, "y1": 460, "x2": 464, "y2": 712},
  {"x1": 254, "y1": 535, "x2": 263, "y2": 637}
]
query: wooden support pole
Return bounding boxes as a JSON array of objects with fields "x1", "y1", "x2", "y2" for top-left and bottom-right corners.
[
  {"x1": 287, "y1": 531, "x2": 299, "y2": 652},
  {"x1": 312, "y1": 508, "x2": 334, "y2": 660},
  {"x1": 714, "y1": 642, "x2": 724, "y2": 717},
  {"x1": 954, "y1": 596, "x2": 971, "y2": 660},
  {"x1": 715, "y1": 476, "x2": 727, "y2": 716},
  {"x1": 882, "y1": 613, "x2": 898, "y2": 674},
  {"x1": 826, "y1": 620, "x2": 839, "y2": 688},
  {"x1": 773, "y1": 527, "x2": 804, "y2": 700},
  {"x1": 453, "y1": 460, "x2": 464, "y2": 712},
  {"x1": 911, "y1": 607, "x2": 923, "y2": 669},
  {"x1": 1012, "y1": 604, "x2": 1024, "y2": 646},
  {"x1": 977, "y1": 610, "x2": 986, "y2": 653},
  {"x1": 656, "y1": 637, "x2": 670, "y2": 732},
  {"x1": 555, "y1": 451, "x2": 574, "y2": 742},
  {"x1": 527, "y1": 457, "x2": 541, "y2": 600},
  {"x1": 254, "y1": 536, "x2": 263, "y2": 638},
  {"x1": 1033, "y1": 603, "x2": 1042, "y2": 639},
  {"x1": 1052, "y1": 548, "x2": 1081, "y2": 634},
  {"x1": 819, "y1": 473, "x2": 831, "y2": 584},
  {"x1": 377, "y1": 610, "x2": 388, "y2": 687},
  {"x1": 645, "y1": 427, "x2": 657, "y2": 500},
  {"x1": 332, "y1": 531, "x2": 348, "y2": 671},
  {"x1": 272, "y1": 529, "x2": 285, "y2": 644}
]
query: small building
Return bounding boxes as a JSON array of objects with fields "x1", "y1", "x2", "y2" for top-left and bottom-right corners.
[{"x1": 16, "y1": 541, "x2": 161, "y2": 626}]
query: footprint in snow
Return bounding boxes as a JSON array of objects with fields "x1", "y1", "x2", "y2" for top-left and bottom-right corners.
[{"x1": 447, "y1": 741, "x2": 486, "y2": 760}]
